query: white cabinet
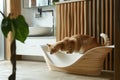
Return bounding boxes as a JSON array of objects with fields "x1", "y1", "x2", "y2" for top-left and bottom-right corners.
[{"x1": 16, "y1": 36, "x2": 56, "y2": 56}]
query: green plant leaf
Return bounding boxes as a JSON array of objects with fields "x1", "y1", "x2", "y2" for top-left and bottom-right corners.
[
  {"x1": 12, "y1": 15, "x2": 29, "y2": 43},
  {"x1": 1, "y1": 17, "x2": 12, "y2": 37},
  {"x1": 0, "y1": 11, "x2": 29, "y2": 43},
  {"x1": 0, "y1": 11, "x2": 6, "y2": 18}
]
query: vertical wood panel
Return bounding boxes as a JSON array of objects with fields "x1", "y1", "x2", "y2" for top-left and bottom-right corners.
[
  {"x1": 61, "y1": 4, "x2": 64, "y2": 39},
  {"x1": 64, "y1": 4, "x2": 67, "y2": 37},
  {"x1": 89, "y1": 1, "x2": 92, "y2": 36},
  {"x1": 76, "y1": 2, "x2": 80, "y2": 34},
  {"x1": 114, "y1": 0, "x2": 120, "y2": 79},
  {"x1": 79, "y1": 2, "x2": 82, "y2": 34},
  {"x1": 10, "y1": 0, "x2": 21, "y2": 18},
  {"x1": 56, "y1": 5, "x2": 61, "y2": 41},
  {"x1": 85, "y1": 1, "x2": 89, "y2": 35},
  {"x1": 101, "y1": 0, "x2": 105, "y2": 35},
  {"x1": 65, "y1": 3, "x2": 68, "y2": 37},
  {"x1": 92, "y1": 0, "x2": 96, "y2": 37},
  {"x1": 67, "y1": 3, "x2": 71, "y2": 37},
  {"x1": 109, "y1": 0, "x2": 113, "y2": 70},
  {"x1": 105, "y1": 0, "x2": 109, "y2": 70},
  {"x1": 70, "y1": 3, "x2": 74, "y2": 36},
  {"x1": 81, "y1": 2, "x2": 84, "y2": 34},
  {"x1": 74, "y1": 2, "x2": 77, "y2": 35},
  {"x1": 6, "y1": 0, "x2": 21, "y2": 60},
  {"x1": 84, "y1": 1, "x2": 86, "y2": 35},
  {"x1": 96, "y1": 0, "x2": 100, "y2": 42}
]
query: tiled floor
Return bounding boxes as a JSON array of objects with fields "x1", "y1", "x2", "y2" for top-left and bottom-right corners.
[{"x1": 0, "y1": 61, "x2": 114, "y2": 80}]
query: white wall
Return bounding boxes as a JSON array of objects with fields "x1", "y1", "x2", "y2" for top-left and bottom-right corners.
[
  {"x1": 0, "y1": 0, "x2": 4, "y2": 60},
  {"x1": 21, "y1": 0, "x2": 54, "y2": 28}
]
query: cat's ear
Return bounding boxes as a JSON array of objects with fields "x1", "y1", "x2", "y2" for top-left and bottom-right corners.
[{"x1": 47, "y1": 44, "x2": 51, "y2": 47}]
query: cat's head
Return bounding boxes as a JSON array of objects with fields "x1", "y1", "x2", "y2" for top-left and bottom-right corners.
[{"x1": 47, "y1": 44, "x2": 59, "y2": 54}]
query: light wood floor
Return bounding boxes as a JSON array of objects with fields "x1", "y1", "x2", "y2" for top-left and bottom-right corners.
[{"x1": 0, "y1": 61, "x2": 114, "y2": 80}]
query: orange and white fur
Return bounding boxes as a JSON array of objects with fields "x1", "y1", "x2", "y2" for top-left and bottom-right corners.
[{"x1": 47, "y1": 33, "x2": 110, "y2": 54}]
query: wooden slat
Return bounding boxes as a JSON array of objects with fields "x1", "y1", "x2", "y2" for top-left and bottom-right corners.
[
  {"x1": 84, "y1": 1, "x2": 86, "y2": 35},
  {"x1": 79, "y1": 2, "x2": 82, "y2": 34},
  {"x1": 105, "y1": 0, "x2": 109, "y2": 70},
  {"x1": 67, "y1": 3, "x2": 71, "y2": 37},
  {"x1": 65, "y1": 3, "x2": 68, "y2": 37},
  {"x1": 56, "y1": 5, "x2": 61, "y2": 41},
  {"x1": 109, "y1": 0, "x2": 113, "y2": 70},
  {"x1": 101, "y1": 0, "x2": 105, "y2": 44},
  {"x1": 73, "y1": 2, "x2": 76, "y2": 35},
  {"x1": 64, "y1": 4, "x2": 67, "y2": 37},
  {"x1": 61, "y1": 4, "x2": 64, "y2": 39},
  {"x1": 96, "y1": 0, "x2": 100, "y2": 42},
  {"x1": 76, "y1": 2, "x2": 80, "y2": 34},
  {"x1": 84, "y1": 0, "x2": 89, "y2": 35},
  {"x1": 89, "y1": 0, "x2": 92, "y2": 36},
  {"x1": 105, "y1": 0, "x2": 109, "y2": 34},
  {"x1": 56, "y1": 5, "x2": 58, "y2": 41},
  {"x1": 81, "y1": 2, "x2": 84, "y2": 34},
  {"x1": 70, "y1": 3, "x2": 74, "y2": 36},
  {"x1": 92, "y1": 0, "x2": 96, "y2": 37}
]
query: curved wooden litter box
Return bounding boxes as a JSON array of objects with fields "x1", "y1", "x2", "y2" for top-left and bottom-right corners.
[{"x1": 41, "y1": 45, "x2": 114, "y2": 75}]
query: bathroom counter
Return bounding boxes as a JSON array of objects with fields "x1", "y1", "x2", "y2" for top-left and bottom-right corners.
[{"x1": 16, "y1": 36, "x2": 56, "y2": 56}]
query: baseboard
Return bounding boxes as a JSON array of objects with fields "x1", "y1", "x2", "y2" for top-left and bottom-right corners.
[{"x1": 21, "y1": 55, "x2": 45, "y2": 62}]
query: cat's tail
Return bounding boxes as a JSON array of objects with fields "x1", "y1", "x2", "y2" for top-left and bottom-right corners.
[{"x1": 100, "y1": 33, "x2": 110, "y2": 46}]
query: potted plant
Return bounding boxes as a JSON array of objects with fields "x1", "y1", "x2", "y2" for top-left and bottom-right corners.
[{"x1": 0, "y1": 11, "x2": 29, "y2": 80}]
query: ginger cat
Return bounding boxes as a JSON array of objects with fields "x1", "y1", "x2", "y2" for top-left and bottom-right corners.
[{"x1": 47, "y1": 33, "x2": 110, "y2": 54}]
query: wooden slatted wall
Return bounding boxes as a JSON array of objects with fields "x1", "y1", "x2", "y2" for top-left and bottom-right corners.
[
  {"x1": 56, "y1": 0, "x2": 86, "y2": 41},
  {"x1": 56, "y1": 0, "x2": 114, "y2": 70},
  {"x1": 85, "y1": 0, "x2": 114, "y2": 70}
]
